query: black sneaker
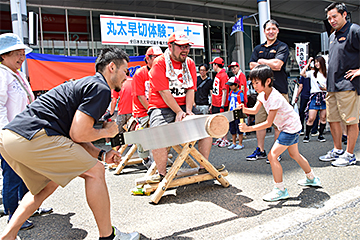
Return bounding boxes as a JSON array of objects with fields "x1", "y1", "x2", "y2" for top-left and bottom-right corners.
[
  {"x1": 256, "y1": 150, "x2": 267, "y2": 160},
  {"x1": 303, "y1": 136, "x2": 310, "y2": 143},
  {"x1": 342, "y1": 135, "x2": 347, "y2": 144},
  {"x1": 318, "y1": 135, "x2": 326, "y2": 142}
]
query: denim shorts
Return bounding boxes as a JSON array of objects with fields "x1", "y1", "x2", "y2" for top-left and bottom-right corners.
[
  {"x1": 275, "y1": 131, "x2": 300, "y2": 146},
  {"x1": 309, "y1": 97, "x2": 326, "y2": 110}
]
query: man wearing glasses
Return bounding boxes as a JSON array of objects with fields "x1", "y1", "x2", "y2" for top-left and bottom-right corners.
[
  {"x1": 195, "y1": 63, "x2": 213, "y2": 114},
  {"x1": 147, "y1": 32, "x2": 213, "y2": 182}
]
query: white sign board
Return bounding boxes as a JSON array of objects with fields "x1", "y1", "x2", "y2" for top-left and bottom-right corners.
[
  {"x1": 295, "y1": 43, "x2": 309, "y2": 72},
  {"x1": 100, "y1": 15, "x2": 204, "y2": 48}
]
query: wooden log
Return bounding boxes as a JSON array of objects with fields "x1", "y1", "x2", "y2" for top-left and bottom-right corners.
[
  {"x1": 205, "y1": 114, "x2": 229, "y2": 138},
  {"x1": 150, "y1": 141, "x2": 196, "y2": 204},
  {"x1": 172, "y1": 145, "x2": 199, "y2": 168},
  {"x1": 189, "y1": 147, "x2": 229, "y2": 188},
  {"x1": 143, "y1": 170, "x2": 229, "y2": 193},
  {"x1": 115, "y1": 144, "x2": 138, "y2": 174}
]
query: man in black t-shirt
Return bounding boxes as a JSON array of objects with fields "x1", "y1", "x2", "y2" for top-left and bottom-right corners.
[
  {"x1": 0, "y1": 48, "x2": 140, "y2": 240},
  {"x1": 247, "y1": 19, "x2": 289, "y2": 162},
  {"x1": 320, "y1": 3, "x2": 360, "y2": 167},
  {"x1": 195, "y1": 63, "x2": 213, "y2": 114}
]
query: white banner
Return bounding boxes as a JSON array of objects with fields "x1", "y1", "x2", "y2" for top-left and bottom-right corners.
[
  {"x1": 295, "y1": 42, "x2": 309, "y2": 72},
  {"x1": 100, "y1": 15, "x2": 204, "y2": 48}
]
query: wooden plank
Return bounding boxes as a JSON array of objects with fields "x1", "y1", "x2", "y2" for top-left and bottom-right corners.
[
  {"x1": 150, "y1": 141, "x2": 196, "y2": 204},
  {"x1": 143, "y1": 170, "x2": 229, "y2": 193},
  {"x1": 189, "y1": 148, "x2": 229, "y2": 188},
  {"x1": 118, "y1": 144, "x2": 127, "y2": 155},
  {"x1": 172, "y1": 145, "x2": 199, "y2": 168},
  {"x1": 144, "y1": 161, "x2": 157, "y2": 178},
  {"x1": 136, "y1": 167, "x2": 200, "y2": 186},
  {"x1": 115, "y1": 144, "x2": 138, "y2": 174}
]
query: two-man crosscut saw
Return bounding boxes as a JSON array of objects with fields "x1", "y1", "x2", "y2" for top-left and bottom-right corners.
[{"x1": 109, "y1": 109, "x2": 246, "y2": 151}]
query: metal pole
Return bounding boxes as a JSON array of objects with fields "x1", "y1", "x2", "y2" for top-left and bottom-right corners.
[
  {"x1": 207, "y1": 21, "x2": 212, "y2": 78},
  {"x1": 257, "y1": 0, "x2": 270, "y2": 44},
  {"x1": 90, "y1": 10, "x2": 95, "y2": 56},
  {"x1": 222, "y1": 22, "x2": 227, "y2": 68},
  {"x1": 39, "y1": 7, "x2": 44, "y2": 54},
  {"x1": 65, "y1": 9, "x2": 70, "y2": 56},
  {"x1": 10, "y1": 0, "x2": 28, "y2": 73}
]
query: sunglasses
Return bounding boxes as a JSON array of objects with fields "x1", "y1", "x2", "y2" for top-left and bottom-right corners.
[{"x1": 173, "y1": 43, "x2": 191, "y2": 50}]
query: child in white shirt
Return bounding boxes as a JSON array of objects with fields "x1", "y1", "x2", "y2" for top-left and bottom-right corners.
[{"x1": 239, "y1": 65, "x2": 321, "y2": 202}]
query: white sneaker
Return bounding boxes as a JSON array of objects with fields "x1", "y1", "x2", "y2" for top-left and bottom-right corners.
[
  {"x1": 114, "y1": 227, "x2": 140, "y2": 240},
  {"x1": 319, "y1": 149, "x2": 344, "y2": 162},
  {"x1": 233, "y1": 144, "x2": 244, "y2": 150},
  {"x1": 332, "y1": 153, "x2": 357, "y2": 167}
]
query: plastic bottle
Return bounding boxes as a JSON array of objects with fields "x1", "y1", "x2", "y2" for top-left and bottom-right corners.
[{"x1": 131, "y1": 187, "x2": 150, "y2": 196}]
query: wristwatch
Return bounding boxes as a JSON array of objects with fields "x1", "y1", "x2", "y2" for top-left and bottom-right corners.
[{"x1": 98, "y1": 149, "x2": 106, "y2": 161}]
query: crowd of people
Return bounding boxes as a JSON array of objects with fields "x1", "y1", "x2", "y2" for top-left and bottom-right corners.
[{"x1": 0, "y1": 2, "x2": 360, "y2": 240}]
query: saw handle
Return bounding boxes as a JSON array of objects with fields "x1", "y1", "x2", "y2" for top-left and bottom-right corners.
[{"x1": 110, "y1": 133, "x2": 125, "y2": 148}]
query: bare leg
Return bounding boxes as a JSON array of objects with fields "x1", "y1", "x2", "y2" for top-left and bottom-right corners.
[
  {"x1": 198, "y1": 137, "x2": 212, "y2": 168},
  {"x1": 256, "y1": 129, "x2": 266, "y2": 151},
  {"x1": 79, "y1": 162, "x2": 112, "y2": 238},
  {"x1": 231, "y1": 134, "x2": 236, "y2": 144},
  {"x1": 340, "y1": 121, "x2": 347, "y2": 136},
  {"x1": 329, "y1": 121, "x2": 343, "y2": 150},
  {"x1": 151, "y1": 148, "x2": 168, "y2": 176},
  {"x1": 268, "y1": 143, "x2": 288, "y2": 183},
  {"x1": 238, "y1": 134, "x2": 244, "y2": 146},
  {"x1": 0, "y1": 181, "x2": 58, "y2": 240},
  {"x1": 346, "y1": 124, "x2": 359, "y2": 154},
  {"x1": 288, "y1": 143, "x2": 311, "y2": 173}
]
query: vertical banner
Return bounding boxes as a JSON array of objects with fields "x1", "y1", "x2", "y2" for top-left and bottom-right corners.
[
  {"x1": 295, "y1": 42, "x2": 309, "y2": 72},
  {"x1": 100, "y1": 15, "x2": 204, "y2": 48}
]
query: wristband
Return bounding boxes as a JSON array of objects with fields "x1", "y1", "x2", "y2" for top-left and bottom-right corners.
[{"x1": 98, "y1": 149, "x2": 106, "y2": 161}]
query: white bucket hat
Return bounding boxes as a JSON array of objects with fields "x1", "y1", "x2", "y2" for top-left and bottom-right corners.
[{"x1": 0, "y1": 33, "x2": 32, "y2": 55}]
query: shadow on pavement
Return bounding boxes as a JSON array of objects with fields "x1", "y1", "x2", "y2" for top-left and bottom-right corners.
[
  {"x1": 17, "y1": 212, "x2": 87, "y2": 240},
  {"x1": 147, "y1": 184, "x2": 330, "y2": 240},
  {"x1": 263, "y1": 187, "x2": 331, "y2": 209}
]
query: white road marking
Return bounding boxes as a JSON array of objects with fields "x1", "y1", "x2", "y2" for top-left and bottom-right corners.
[{"x1": 225, "y1": 186, "x2": 360, "y2": 240}]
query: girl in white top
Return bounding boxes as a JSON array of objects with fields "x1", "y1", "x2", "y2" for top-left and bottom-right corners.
[
  {"x1": 300, "y1": 56, "x2": 327, "y2": 143},
  {"x1": 239, "y1": 65, "x2": 321, "y2": 202}
]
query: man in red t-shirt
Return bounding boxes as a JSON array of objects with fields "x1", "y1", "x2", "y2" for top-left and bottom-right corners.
[
  {"x1": 110, "y1": 77, "x2": 133, "y2": 133},
  {"x1": 210, "y1": 57, "x2": 230, "y2": 147},
  {"x1": 132, "y1": 46, "x2": 162, "y2": 168},
  {"x1": 148, "y1": 32, "x2": 213, "y2": 181}
]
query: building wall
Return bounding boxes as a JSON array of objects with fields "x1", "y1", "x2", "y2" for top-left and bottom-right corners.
[{"x1": 0, "y1": 2, "x2": 321, "y2": 76}]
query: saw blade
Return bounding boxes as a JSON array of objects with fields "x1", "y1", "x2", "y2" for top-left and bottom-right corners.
[
  {"x1": 121, "y1": 110, "x2": 244, "y2": 150},
  {"x1": 123, "y1": 114, "x2": 210, "y2": 150}
]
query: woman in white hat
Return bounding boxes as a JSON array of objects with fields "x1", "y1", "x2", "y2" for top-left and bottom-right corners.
[{"x1": 0, "y1": 33, "x2": 52, "y2": 230}]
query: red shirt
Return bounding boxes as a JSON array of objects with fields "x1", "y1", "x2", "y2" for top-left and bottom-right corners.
[
  {"x1": 148, "y1": 55, "x2": 197, "y2": 109},
  {"x1": 132, "y1": 66, "x2": 150, "y2": 118},
  {"x1": 211, "y1": 68, "x2": 229, "y2": 107},
  {"x1": 238, "y1": 72, "x2": 248, "y2": 106},
  {"x1": 113, "y1": 78, "x2": 133, "y2": 115}
]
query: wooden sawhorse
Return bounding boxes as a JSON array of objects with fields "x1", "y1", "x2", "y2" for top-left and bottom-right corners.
[{"x1": 135, "y1": 140, "x2": 229, "y2": 204}]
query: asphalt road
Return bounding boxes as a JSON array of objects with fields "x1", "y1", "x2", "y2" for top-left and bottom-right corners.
[{"x1": 1, "y1": 129, "x2": 360, "y2": 240}]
